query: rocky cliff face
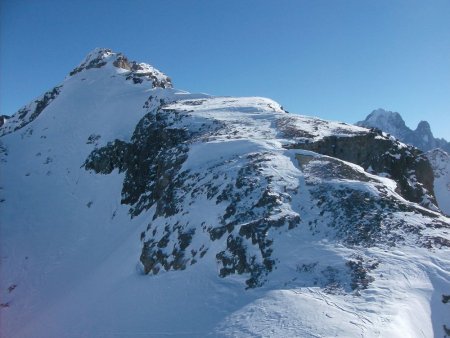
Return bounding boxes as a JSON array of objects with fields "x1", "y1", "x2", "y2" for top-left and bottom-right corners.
[
  {"x1": 357, "y1": 109, "x2": 450, "y2": 214},
  {"x1": 288, "y1": 130, "x2": 437, "y2": 211},
  {"x1": 1, "y1": 49, "x2": 449, "y2": 338},
  {"x1": 356, "y1": 108, "x2": 450, "y2": 152}
]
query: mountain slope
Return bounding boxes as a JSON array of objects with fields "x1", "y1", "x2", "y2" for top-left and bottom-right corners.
[{"x1": 1, "y1": 49, "x2": 449, "y2": 338}]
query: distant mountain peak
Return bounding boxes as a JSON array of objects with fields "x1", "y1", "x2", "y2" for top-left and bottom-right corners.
[
  {"x1": 366, "y1": 108, "x2": 403, "y2": 122},
  {"x1": 357, "y1": 109, "x2": 408, "y2": 137},
  {"x1": 356, "y1": 109, "x2": 450, "y2": 153},
  {"x1": 416, "y1": 120, "x2": 431, "y2": 133}
]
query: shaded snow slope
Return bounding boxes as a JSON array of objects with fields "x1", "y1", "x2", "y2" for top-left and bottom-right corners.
[
  {"x1": 1, "y1": 49, "x2": 450, "y2": 338},
  {"x1": 427, "y1": 149, "x2": 450, "y2": 216}
]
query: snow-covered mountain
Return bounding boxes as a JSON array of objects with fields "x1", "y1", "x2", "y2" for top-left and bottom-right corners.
[
  {"x1": 1, "y1": 49, "x2": 449, "y2": 338},
  {"x1": 356, "y1": 108, "x2": 450, "y2": 153}
]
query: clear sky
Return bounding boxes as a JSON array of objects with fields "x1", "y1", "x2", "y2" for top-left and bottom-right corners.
[{"x1": 1, "y1": 0, "x2": 449, "y2": 139}]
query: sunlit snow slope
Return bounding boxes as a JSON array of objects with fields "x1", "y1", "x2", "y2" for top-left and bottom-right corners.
[{"x1": 1, "y1": 49, "x2": 449, "y2": 338}]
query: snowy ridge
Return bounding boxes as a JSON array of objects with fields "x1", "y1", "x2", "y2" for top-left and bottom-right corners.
[{"x1": 1, "y1": 49, "x2": 450, "y2": 338}]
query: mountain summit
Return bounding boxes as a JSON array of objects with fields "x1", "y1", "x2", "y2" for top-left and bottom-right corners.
[
  {"x1": 356, "y1": 108, "x2": 450, "y2": 152},
  {"x1": 357, "y1": 109, "x2": 408, "y2": 136},
  {"x1": 69, "y1": 47, "x2": 172, "y2": 88},
  {"x1": 0, "y1": 48, "x2": 172, "y2": 138},
  {"x1": 1, "y1": 49, "x2": 449, "y2": 337}
]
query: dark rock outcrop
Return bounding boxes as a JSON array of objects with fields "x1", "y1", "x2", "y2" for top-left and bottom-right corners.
[
  {"x1": 84, "y1": 104, "x2": 190, "y2": 218},
  {"x1": 286, "y1": 131, "x2": 438, "y2": 210},
  {"x1": 70, "y1": 48, "x2": 111, "y2": 76}
]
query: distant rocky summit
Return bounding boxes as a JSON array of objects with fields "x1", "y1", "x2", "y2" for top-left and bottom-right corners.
[{"x1": 356, "y1": 108, "x2": 450, "y2": 153}]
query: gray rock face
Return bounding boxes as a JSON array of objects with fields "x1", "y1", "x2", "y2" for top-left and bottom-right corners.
[
  {"x1": 356, "y1": 109, "x2": 450, "y2": 152},
  {"x1": 84, "y1": 103, "x2": 191, "y2": 219},
  {"x1": 286, "y1": 130, "x2": 438, "y2": 212}
]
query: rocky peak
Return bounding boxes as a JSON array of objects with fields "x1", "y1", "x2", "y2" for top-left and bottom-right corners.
[
  {"x1": 69, "y1": 48, "x2": 114, "y2": 76},
  {"x1": 357, "y1": 109, "x2": 450, "y2": 153},
  {"x1": 357, "y1": 109, "x2": 408, "y2": 137},
  {"x1": 416, "y1": 120, "x2": 432, "y2": 134},
  {"x1": 0, "y1": 48, "x2": 173, "y2": 137},
  {"x1": 412, "y1": 120, "x2": 435, "y2": 148},
  {"x1": 69, "y1": 48, "x2": 172, "y2": 89},
  {"x1": 365, "y1": 109, "x2": 404, "y2": 126},
  {"x1": 81, "y1": 47, "x2": 114, "y2": 64}
]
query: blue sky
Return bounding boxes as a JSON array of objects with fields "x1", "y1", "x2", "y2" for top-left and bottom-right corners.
[{"x1": 1, "y1": 0, "x2": 449, "y2": 139}]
